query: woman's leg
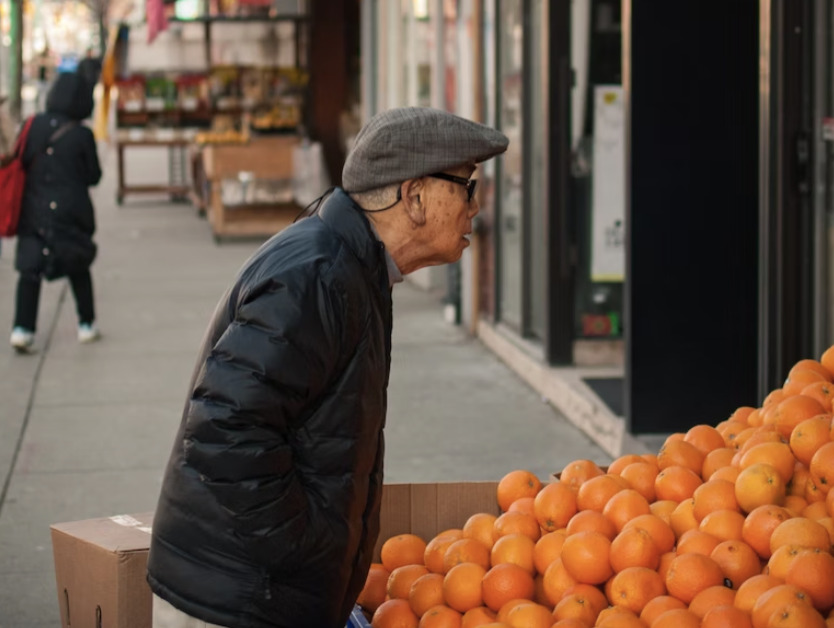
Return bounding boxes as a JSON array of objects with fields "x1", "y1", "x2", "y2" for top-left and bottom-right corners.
[
  {"x1": 14, "y1": 272, "x2": 41, "y2": 332},
  {"x1": 68, "y1": 269, "x2": 95, "y2": 325}
]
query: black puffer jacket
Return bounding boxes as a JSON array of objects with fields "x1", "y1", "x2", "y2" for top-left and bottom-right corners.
[
  {"x1": 148, "y1": 189, "x2": 392, "y2": 628},
  {"x1": 15, "y1": 72, "x2": 101, "y2": 277}
]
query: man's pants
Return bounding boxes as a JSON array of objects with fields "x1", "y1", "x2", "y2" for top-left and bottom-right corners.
[{"x1": 152, "y1": 594, "x2": 229, "y2": 628}]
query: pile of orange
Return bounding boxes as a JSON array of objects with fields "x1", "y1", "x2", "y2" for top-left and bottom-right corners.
[{"x1": 358, "y1": 346, "x2": 834, "y2": 628}]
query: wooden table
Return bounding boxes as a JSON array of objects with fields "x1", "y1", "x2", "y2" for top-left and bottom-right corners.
[
  {"x1": 201, "y1": 135, "x2": 302, "y2": 241},
  {"x1": 116, "y1": 138, "x2": 192, "y2": 205}
]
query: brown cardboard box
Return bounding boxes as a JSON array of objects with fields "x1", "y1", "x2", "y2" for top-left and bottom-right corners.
[
  {"x1": 49, "y1": 483, "x2": 501, "y2": 628},
  {"x1": 51, "y1": 512, "x2": 154, "y2": 628}
]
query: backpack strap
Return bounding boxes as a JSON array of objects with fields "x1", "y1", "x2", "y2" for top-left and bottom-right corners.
[{"x1": 46, "y1": 120, "x2": 77, "y2": 146}]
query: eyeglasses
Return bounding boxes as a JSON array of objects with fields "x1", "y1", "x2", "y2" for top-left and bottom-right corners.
[{"x1": 428, "y1": 172, "x2": 478, "y2": 202}]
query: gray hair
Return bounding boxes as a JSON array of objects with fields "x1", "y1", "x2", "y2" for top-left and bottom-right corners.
[{"x1": 349, "y1": 184, "x2": 400, "y2": 211}]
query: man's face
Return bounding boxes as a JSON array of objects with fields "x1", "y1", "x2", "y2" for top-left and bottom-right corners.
[{"x1": 420, "y1": 165, "x2": 479, "y2": 266}]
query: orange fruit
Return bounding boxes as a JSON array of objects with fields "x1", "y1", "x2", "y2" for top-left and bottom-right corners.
[
  {"x1": 699, "y1": 509, "x2": 746, "y2": 542},
  {"x1": 701, "y1": 604, "x2": 753, "y2": 628},
  {"x1": 608, "y1": 454, "x2": 647, "y2": 475},
  {"x1": 533, "y1": 482, "x2": 577, "y2": 533},
  {"x1": 688, "y1": 584, "x2": 736, "y2": 618},
  {"x1": 504, "y1": 601, "x2": 554, "y2": 628},
  {"x1": 496, "y1": 599, "x2": 532, "y2": 623},
  {"x1": 602, "y1": 489, "x2": 652, "y2": 533},
  {"x1": 730, "y1": 406, "x2": 758, "y2": 423},
  {"x1": 657, "y1": 439, "x2": 705, "y2": 474},
  {"x1": 783, "y1": 369, "x2": 829, "y2": 397},
  {"x1": 552, "y1": 591, "x2": 600, "y2": 625},
  {"x1": 693, "y1": 479, "x2": 740, "y2": 521},
  {"x1": 558, "y1": 459, "x2": 605, "y2": 492},
  {"x1": 655, "y1": 466, "x2": 703, "y2": 503},
  {"x1": 481, "y1": 563, "x2": 536, "y2": 612},
  {"x1": 596, "y1": 606, "x2": 646, "y2": 628},
  {"x1": 373, "y1": 598, "x2": 420, "y2": 628},
  {"x1": 560, "y1": 530, "x2": 613, "y2": 585},
  {"x1": 650, "y1": 608, "x2": 702, "y2": 628},
  {"x1": 770, "y1": 517, "x2": 831, "y2": 553},
  {"x1": 497, "y1": 470, "x2": 542, "y2": 512},
  {"x1": 490, "y1": 534, "x2": 535, "y2": 573},
  {"x1": 443, "y1": 563, "x2": 487, "y2": 613},
  {"x1": 493, "y1": 512, "x2": 541, "y2": 543},
  {"x1": 359, "y1": 563, "x2": 392, "y2": 614},
  {"x1": 684, "y1": 424, "x2": 727, "y2": 455},
  {"x1": 426, "y1": 532, "x2": 466, "y2": 573},
  {"x1": 649, "y1": 500, "x2": 678, "y2": 525},
  {"x1": 804, "y1": 500, "x2": 830, "y2": 520},
  {"x1": 766, "y1": 544, "x2": 815, "y2": 580},
  {"x1": 734, "y1": 574, "x2": 784, "y2": 614},
  {"x1": 541, "y1": 558, "x2": 577, "y2": 606},
  {"x1": 801, "y1": 382, "x2": 834, "y2": 412},
  {"x1": 639, "y1": 595, "x2": 687, "y2": 626},
  {"x1": 410, "y1": 573, "x2": 446, "y2": 617},
  {"x1": 720, "y1": 420, "x2": 751, "y2": 447},
  {"x1": 739, "y1": 441, "x2": 797, "y2": 485},
  {"x1": 735, "y1": 463, "x2": 787, "y2": 513},
  {"x1": 764, "y1": 389, "x2": 787, "y2": 407},
  {"x1": 665, "y1": 552, "x2": 726, "y2": 604},
  {"x1": 810, "y1": 442, "x2": 834, "y2": 497},
  {"x1": 784, "y1": 494, "x2": 810, "y2": 515},
  {"x1": 622, "y1": 513, "x2": 676, "y2": 554},
  {"x1": 676, "y1": 529, "x2": 721, "y2": 556},
  {"x1": 532, "y1": 530, "x2": 566, "y2": 575},
  {"x1": 464, "y1": 514, "x2": 497, "y2": 550},
  {"x1": 418, "y1": 605, "x2": 462, "y2": 628},
  {"x1": 606, "y1": 565, "x2": 666, "y2": 614},
  {"x1": 389, "y1": 565, "x2": 431, "y2": 600},
  {"x1": 460, "y1": 607, "x2": 497, "y2": 628},
  {"x1": 770, "y1": 395, "x2": 828, "y2": 439},
  {"x1": 566, "y1": 509, "x2": 616, "y2": 540},
  {"x1": 507, "y1": 497, "x2": 536, "y2": 518},
  {"x1": 702, "y1": 448, "x2": 737, "y2": 480},
  {"x1": 791, "y1": 415, "x2": 833, "y2": 465},
  {"x1": 785, "y1": 549, "x2": 834, "y2": 611},
  {"x1": 709, "y1": 539, "x2": 762, "y2": 589},
  {"x1": 790, "y1": 359, "x2": 833, "y2": 382},
  {"x1": 382, "y1": 534, "x2": 429, "y2": 571},
  {"x1": 576, "y1": 474, "x2": 626, "y2": 512},
  {"x1": 609, "y1": 526, "x2": 661, "y2": 572},
  {"x1": 619, "y1": 462, "x2": 658, "y2": 502},
  {"x1": 788, "y1": 464, "x2": 812, "y2": 497},
  {"x1": 443, "y1": 538, "x2": 492, "y2": 573},
  {"x1": 767, "y1": 602, "x2": 827, "y2": 628},
  {"x1": 751, "y1": 583, "x2": 815, "y2": 628},
  {"x1": 711, "y1": 464, "x2": 741, "y2": 484},
  {"x1": 669, "y1": 498, "x2": 699, "y2": 538}
]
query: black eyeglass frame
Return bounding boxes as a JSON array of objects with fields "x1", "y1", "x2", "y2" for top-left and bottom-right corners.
[{"x1": 427, "y1": 172, "x2": 478, "y2": 202}]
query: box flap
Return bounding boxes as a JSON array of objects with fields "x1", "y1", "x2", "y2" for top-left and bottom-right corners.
[{"x1": 50, "y1": 512, "x2": 154, "y2": 554}]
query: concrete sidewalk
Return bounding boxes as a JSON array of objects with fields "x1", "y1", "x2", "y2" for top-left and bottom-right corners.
[{"x1": 0, "y1": 142, "x2": 611, "y2": 627}]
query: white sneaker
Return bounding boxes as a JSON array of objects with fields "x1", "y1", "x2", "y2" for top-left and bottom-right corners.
[
  {"x1": 10, "y1": 327, "x2": 34, "y2": 353},
  {"x1": 77, "y1": 323, "x2": 100, "y2": 344}
]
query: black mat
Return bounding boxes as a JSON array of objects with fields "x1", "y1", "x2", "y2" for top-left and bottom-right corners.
[{"x1": 583, "y1": 377, "x2": 624, "y2": 417}]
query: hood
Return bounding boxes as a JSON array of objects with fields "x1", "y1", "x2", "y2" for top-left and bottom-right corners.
[{"x1": 46, "y1": 73, "x2": 94, "y2": 120}]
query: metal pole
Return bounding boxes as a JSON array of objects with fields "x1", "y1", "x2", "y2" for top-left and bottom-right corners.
[{"x1": 9, "y1": 0, "x2": 22, "y2": 121}]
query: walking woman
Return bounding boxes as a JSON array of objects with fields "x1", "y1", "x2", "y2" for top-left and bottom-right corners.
[{"x1": 10, "y1": 71, "x2": 102, "y2": 352}]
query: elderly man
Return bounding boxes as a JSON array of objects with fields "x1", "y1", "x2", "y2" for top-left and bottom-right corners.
[{"x1": 147, "y1": 107, "x2": 508, "y2": 628}]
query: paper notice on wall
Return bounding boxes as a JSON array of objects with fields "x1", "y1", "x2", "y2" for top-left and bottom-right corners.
[{"x1": 590, "y1": 85, "x2": 626, "y2": 282}]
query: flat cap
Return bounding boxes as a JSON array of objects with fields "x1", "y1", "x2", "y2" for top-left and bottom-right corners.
[{"x1": 342, "y1": 107, "x2": 509, "y2": 193}]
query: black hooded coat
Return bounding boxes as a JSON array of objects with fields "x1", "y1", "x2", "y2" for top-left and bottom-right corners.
[{"x1": 15, "y1": 72, "x2": 101, "y2": 279}]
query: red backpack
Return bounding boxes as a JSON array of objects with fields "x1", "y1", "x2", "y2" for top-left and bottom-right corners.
[{"x1": 0, "y1": 117, "x2": 34, "y2": 237}]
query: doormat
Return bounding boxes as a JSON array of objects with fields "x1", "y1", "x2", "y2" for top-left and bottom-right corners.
[{"x1": 583, "y1": 377, "x2": 624, "y2": 417}]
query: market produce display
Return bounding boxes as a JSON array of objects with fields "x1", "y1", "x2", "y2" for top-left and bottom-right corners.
[{"x1": 357, "y1": 346, "x2": 834, "y2": 628}]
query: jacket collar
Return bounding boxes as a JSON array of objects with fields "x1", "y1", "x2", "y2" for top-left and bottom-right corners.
[{"x1": 317, "y1": 188, "x2": 386, "y2": 272}]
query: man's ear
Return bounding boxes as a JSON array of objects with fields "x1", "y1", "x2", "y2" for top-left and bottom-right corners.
[{"x1": 400, "y1": 178, "x2": 427, "y2": 226}]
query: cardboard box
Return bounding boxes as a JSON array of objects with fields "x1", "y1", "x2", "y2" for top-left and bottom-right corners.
[
  {"x1": 50, "y1": 483, "x2": 501, "y2": 628},
  {"x1": 51, "y1": 512, "x2": 154, "y2": 628}
]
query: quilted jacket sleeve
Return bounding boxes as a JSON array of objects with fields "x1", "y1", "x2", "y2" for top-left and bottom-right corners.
[{"x1": 183, "y1": 266, "x2": 346, "y2": 564}]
